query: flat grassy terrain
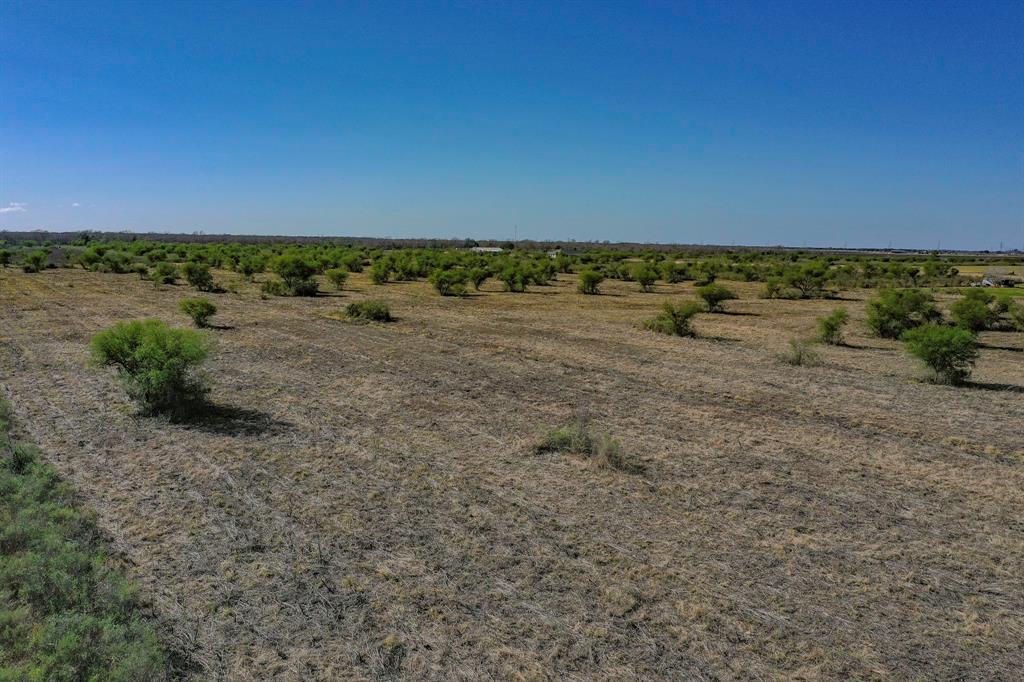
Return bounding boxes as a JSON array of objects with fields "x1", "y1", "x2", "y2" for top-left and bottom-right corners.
[{"x1": 1, "y1": 267, "x2": 1022, "y2": 679}]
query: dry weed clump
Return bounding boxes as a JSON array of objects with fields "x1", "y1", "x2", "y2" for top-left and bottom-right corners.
[
  {"x1": 535, "y1": 417, "x2": 640, "y2": 472},
  {"x1": 344, "y1": 301, "x2": 393, "y2": 323},
  {"x1": 643, "y1": 301, "x2": 702, "y2": 337},
  {"x1": 778, "y1": 338, "x2": 822, "y2": 367}
]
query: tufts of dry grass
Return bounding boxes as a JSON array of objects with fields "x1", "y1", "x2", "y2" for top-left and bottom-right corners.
[
  {"x1": 536, "y1": 416, "x2": 640, "y2": 473},
  {"x1": 778, "y1": 338, "x2": 823, "y2": 367}
]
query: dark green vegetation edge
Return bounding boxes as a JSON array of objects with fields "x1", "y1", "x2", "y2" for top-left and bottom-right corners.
[{"x1": 0, "y1": 396, "x2": 171, "y2": 681}]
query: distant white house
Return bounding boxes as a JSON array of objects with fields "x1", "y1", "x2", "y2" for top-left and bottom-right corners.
[{"x1": 469, "y1": 246, "x2": 504, "y2": 253}]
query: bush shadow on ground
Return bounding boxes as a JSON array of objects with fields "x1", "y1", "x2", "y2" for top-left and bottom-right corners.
[
  {"x1": 173, "y1": 403, "x2": 292, "y2": 436},
  {"x1": 965, "y1": 381, "x2": 1024, "y2": 394}
]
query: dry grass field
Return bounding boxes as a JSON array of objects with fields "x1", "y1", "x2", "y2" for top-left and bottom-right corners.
[{"x1": 1, "y1": 267, "x2": 1023, "y2": 680}]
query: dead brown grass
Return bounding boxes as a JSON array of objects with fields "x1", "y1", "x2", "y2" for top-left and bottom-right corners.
[{"x1": 1, "y1": 267, "x2": 1022, "y2": 680}]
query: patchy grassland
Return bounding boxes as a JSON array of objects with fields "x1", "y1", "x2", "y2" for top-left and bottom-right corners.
[{"x1": 1, "y1": 266, "x2": 1022, "y2": 679}]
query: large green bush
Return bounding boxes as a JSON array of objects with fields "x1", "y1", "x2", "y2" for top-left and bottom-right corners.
[
  {"x1": 467, "y1": 267, "x2": 490, "y2": 290},
  {"x1": 780, "y1": 261, "x2": 830, "y2": 298},
  {"x1": 696, "y1": 283, "x2": 736, "y2": 312},
  {"x1": 182, "y1": 261, "x2": 215, "y2": 291},
  {"x1": 499, "y1": 266, "x2": 527, "y2": 292},
  {"x1": 429, "y1": 268, "x2": 468, "y2": 296},
  {"x1": 577, "y1": 269, "x2": 604, "y2": 295},
  {"x1": 21, "y1": 250, "x2": 48, "y2": 273},
  {"x1": 632, "y1": 264, "x2": 658, "y2": 292},
  {"x1": 949, "y1": 289, "x2": 999, "y2": 331},
  {"x1": 325, "y1": 268, "x2": 349, "y2": 290},
  {"x1": 150, "y1": 262, "x2": 178, "y2": 285},
  {"x1": 270, "y1": 255, "x2": 318, "y2": 296},
  {"x1": 369, "y1": 261, "x2": 391, "y2": 285},
  {"x1": 866, "y1": 288, "x2": 941, "y2": 338},
  {"x1": 90, "y1": 320, "x2": 211, "y2": 416},
  {"x1": 660, "y1": 262, "x2": 688, "y2": 283},
  {"x1": 902, "y1": 324, "x2": 978, "y2": 384}
]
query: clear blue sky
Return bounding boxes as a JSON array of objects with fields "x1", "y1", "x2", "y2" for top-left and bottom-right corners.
[{"x1": 1, "y1": 1, "x2": 1021, "y2": 249}]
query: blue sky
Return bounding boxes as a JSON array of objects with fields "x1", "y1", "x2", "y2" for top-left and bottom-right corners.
[{"x1": 1, "y1": 1, "x2": 1021, "y2": 249}]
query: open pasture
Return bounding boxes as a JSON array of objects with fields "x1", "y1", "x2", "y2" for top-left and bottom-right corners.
[{"x1": 1, "y1": 264, "x2": 1023, "y2": 680}]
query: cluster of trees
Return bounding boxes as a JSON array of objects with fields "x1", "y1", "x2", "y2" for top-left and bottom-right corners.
[{"x1": 858, "y1": 288, "x2": 1021, "y2": 383}]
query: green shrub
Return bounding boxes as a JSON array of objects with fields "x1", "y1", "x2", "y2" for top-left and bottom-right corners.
[
  {"x1": 150, "y1": 262, "x2": 178, "y2": 285},
  {"x1": 237, "y1": 256, "x2": 263, "y2": 279},
  {"x1": 0, "y1": 248, "x2": 11, "y2": 267},
  {"x1": 632, "y1": 264, "x2": 658, "y2": 292},
  {"x1": 467, "y1": 267, "x2": 490, "y2": 290},
  {"x1": 9, "y1": 442, "x2": 39, "y2": 474},
  {"x1": 499, "y1": 266, "x2": 527, "y2": 292},
  {"x1": 429, "y1": 268, "x2": 468, "y2": 296},
  {"x1": 179, "y1": 298, "x2": 217, "y2": 327},
  {"x1": 660, "y1": 262, "x2": 688, "y2": 283},
  {"x1": 345, "y1": 300, "x2": 392, "y2": 323},
  {"x1": 696, "y1": 283, "x2": 736, "y2": 312},
  {"x1": 816, "y1": 308, "x2": 849, "y2": 345},
  {"x1": 781, "y1": 261, "x2": 830, "y2": 298},
  {"x1": 325, "y1": 268, "x2": 349, "y2": 290},
  {"x1": 950, "y1": 296, "x2": 997, "y2": 332},
  {"x1": 1010, "y1": 301, "x2": 1024, "y2": 332},
  {"x1": 577, "y1": 269, "x2": 604, "y2": 295},
  {"x1": 182, "y1": 261, "x2": 215, "y2": 291},
  {"x1": 779, "y1": 338, "x2": 822, "y2": 367},
  {"x1": 270, "y1": 255, "x2": 318, "y2": 296},
  {"x1": 992, "y1": 292, "x2": 1012, "y2": 315},
  {"x1": 693, "y1": 269, "x2": 717, "y2": 287},
  {"x1": 21, "y1": 250, "x2": 48, "y2": 273},
  {"x1": 950, "y1": 289, "x2": 1003, "y2": 331},
  {"x1": 866, "y1": 288, "x2": 941, "y2": 338},
  {"x1": 90, "y1": 320, "x2": 211, "y2": 416},
  {"x1": 762, "y1": 277, "x2": 784, "y2": 299},
  {"x1": 902, "y1": 324, "x2": 978, "y2": 384},
  {"x1": 259, "y1": 280, "x2": 288, "y2": 297},
  {"x1": 369, "y1": 261, "x2": 391, "y2": 285},
  {"x1": 643, "y1": 301, "x2": 702, "y2": 337}
]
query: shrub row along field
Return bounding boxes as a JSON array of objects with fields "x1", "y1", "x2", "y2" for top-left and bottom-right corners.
[
  {"x1": 0, "y1": 237, "x2": 1022, "y2": 679},
  {"x1": 3, "y1": 235, "x2": 1022, "y2": 297},
  {"x1": 0, "y1": 397, "x2": 169, "y2": 680}
]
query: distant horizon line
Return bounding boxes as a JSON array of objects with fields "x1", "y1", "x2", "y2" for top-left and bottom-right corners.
[{"x1": 1, "y1": 228, "x2": 1021, "y2": 256}]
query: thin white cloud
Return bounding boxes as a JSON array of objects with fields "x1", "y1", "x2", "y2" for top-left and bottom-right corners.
[
  {"x1": 0, "y1": 202, "x2": 27, "y2": 214},
  {"x1": 71, "y1": 202, "x2": 81, "y2": 207}
]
